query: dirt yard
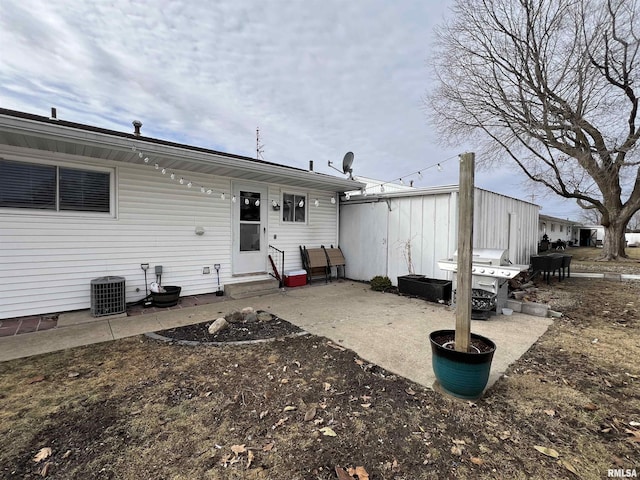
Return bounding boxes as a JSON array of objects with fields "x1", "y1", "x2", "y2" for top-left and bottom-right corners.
[{"x1": 1, "y1": 248, "x2": 639, "y2": 479}]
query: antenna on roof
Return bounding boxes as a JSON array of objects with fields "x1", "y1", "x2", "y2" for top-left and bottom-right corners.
[{"x1": 256, "y1": 127, "x2": 265, "y2": 160}]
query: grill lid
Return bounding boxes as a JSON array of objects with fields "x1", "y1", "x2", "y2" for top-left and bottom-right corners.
[{"x1": 452, "y1": 248, "x2": 509, "y2": 266}]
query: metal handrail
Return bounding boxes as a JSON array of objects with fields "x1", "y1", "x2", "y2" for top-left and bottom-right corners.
[{"x1": 268, "y1": 245, "x2": 285, "y2": 287}]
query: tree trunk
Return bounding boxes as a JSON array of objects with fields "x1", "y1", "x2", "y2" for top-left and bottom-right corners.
[{"x1": 601, "y1": 222, "x2": 627, "y2": 260}]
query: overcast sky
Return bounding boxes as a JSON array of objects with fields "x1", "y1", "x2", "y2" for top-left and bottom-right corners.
[{"x1": 0, "y1": 0, "x2": 582, "y2": 219}]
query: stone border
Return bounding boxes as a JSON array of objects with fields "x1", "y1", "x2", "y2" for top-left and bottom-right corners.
[{"x1": 145, "y1": 330, "x2": 310, "y2": 347}]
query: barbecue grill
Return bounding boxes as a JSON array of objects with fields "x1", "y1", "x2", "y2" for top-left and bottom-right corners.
[{"x1": 438, "y1": 248, "x2": 529, "y2": 317}]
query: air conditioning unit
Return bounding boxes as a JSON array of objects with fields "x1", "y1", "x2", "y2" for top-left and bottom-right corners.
[{"x1": 90, "y1": 276, "x2": 126, "y2": 317}]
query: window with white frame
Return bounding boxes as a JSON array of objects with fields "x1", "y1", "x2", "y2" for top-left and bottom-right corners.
[
  {"x1": 0, "y1": 159, "x2": 112, "y2": 213},
  {"x1": 282, "y1": 193, "x2": 306, "y2": 223}
]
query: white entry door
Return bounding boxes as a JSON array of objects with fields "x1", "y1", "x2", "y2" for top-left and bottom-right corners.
[{"x1": 232, "y1": 184, "x2": 268, "y2": 274}]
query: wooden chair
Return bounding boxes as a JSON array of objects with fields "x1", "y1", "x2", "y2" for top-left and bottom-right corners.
[
  {"x1": 300, "y1": 246, "x2": 329, "y2": 283},
  {"x1": 322, "y1": 245, "x2": 346, "y2": 279}
]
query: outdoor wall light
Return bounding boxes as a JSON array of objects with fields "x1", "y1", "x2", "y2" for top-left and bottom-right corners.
[
  {"x1": 272, "y1": 200, "x2": 281, "y2": 210},
  {"x1": 195, "y1": 226, "x2": 205, "y2": 236}
]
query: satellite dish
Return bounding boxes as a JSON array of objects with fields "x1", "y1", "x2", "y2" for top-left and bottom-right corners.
[{"x1": 342, "y1": 152, "x2": 354, "y2": 177}]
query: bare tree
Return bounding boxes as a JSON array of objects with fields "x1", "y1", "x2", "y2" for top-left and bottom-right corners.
[{"x1": 428, "y1": 0, "x2": 640, "y2": 260}]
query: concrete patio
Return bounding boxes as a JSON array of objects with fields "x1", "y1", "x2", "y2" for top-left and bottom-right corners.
[{"x1": 0, "y1": 281, "x2": 553, "y2": 390}]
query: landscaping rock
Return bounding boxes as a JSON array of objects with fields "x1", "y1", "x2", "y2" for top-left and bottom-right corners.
[
  {"x1": 243, "y1": 312, "x2": 258, "y2": 323},
  {"x1": 225, "y1": 311, "x2": 244, "y2": 324},
  {"x1": 241, "y1": 307, "x2": 255, "y2": 314},
  {"x1": 208, "y1": 318, "x2": 228, "y2": 335},
  {"x1": 257, "y1": 312, "x2": 274, "y2": 322}
]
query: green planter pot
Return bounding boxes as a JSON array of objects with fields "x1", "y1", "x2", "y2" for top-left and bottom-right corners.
[{"x1": 430, "y1": 329, "x2": 496, "y2": 400}]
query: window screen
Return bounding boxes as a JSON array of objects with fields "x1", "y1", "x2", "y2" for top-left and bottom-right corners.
[{"x1": 59, "y1": 167, "x2": 110, "y2": 212}]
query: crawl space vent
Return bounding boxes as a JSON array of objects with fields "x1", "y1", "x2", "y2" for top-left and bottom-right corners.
[{"x1": 90, "y1": 276, "x2": 126, "y2": 317}]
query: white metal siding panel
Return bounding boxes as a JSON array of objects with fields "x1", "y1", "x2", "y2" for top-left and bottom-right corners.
[
  {"x1": 339, "y1": 188, "x2": 537, "y2": 284},
  {"x1": 339, "y1": 201, "x2": 389, "y2": 281}
]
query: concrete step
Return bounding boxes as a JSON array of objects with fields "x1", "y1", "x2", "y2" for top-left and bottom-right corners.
[{"x1": 225, "y1": 279, "x2": 281, "y2": 299}]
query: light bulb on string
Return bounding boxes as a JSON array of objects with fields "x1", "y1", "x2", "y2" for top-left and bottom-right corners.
[
  {"x1": 187, "y1": 181, "x2": 192, "y2": 188},
  {"x1": 330, "y1": 197, "x2": 336, "y2": 204},
  {"x1": 244, "y1": 198, "x2": 249, "y2": 205},
  {"x1": 220, "y1": 192, "x2": 226, "y2": 200},
  {"x1": 161, "y1": 168, "x2": 166, "y2": 174},
  {"x1": 314, "y1": 199, "x2": 319, "y2": 207},
  {"x1": 138, "y1": 152, "x2": 143, "y2": 159},
  {"x1": 399, "y1": 178, "x2": 404, "y2": 185},
  {"x1": 345, "y1": 193, "x2": 351, "y2": 200},
  {"x1": 298, "y1": 199, "x2": 304, "y2": 208},
  {"x1": 255, "y1": 199, "x2": 260, "y2": 206},
  {"x1": 144, "y1": 156, "x2": 150, "y2": 163},
  {"x1": 418, "y1": 171, "x2": 423, "y2": 180},
  {"x1": 232, "y1": 195, "x2": 236, "y2": 203},
  {"x1": 154, "y1": 163, "x2": 159, "y2": 170},
  {"x1": 179, "y1": 177, "x2": 184, "y2": 185},
  {"x1": 170, "y1": 173, "x2": 176, "y2": 180},
  {"x1": 437, "y1": 163, "x2": 442, "y2": 172},
  {"x1": 131, "y1": 146, "x2": 136, "y2": 152},
  {"x1": 380, "y1": 184, "x2": 385, "y2": 192},
  {"x1": 200, "y1": 187, "x2": 205, "y2": 193},
  {"x1": 207, "y1": 189, "x2": 213, "y2": 195}
]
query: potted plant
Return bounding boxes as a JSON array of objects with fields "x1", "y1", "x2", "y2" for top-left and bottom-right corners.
[
  {"x1": 430, "y1": 153, "x2": 496, "y2": 399},
  {"x1": 397, "y1": 238, "x2": 452, "y2": 303}
]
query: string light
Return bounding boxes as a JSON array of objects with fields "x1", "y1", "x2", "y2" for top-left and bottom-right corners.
[
  {"x1": 298, "y1": 199, "x2": 305, "y2": 208},
  {"x1": 314, "y1": 199, "x2": 319, "y2": 207},
  {"x1": 330, "y1": 197, "x2": 336, "y2": 204},
  {"x1": 345, "y1": 193, "x2": 351, "y2": 200},
  {"x1": 255, "y1": 199, "x2": 260, "y2": 206},
  {"x1": 131, "y1": 144, "x2": 232, "y2": 200},
  {"x1": 232, "y1": 195, "x2": 237, "y2": 203},
  {"x1": 362, "y1": 156, "x2": 455, "y2": 195}
]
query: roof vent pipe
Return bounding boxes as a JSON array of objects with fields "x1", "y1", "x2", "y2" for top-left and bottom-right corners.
[
  {"x1": 309, "y1": 160, "x2": 314, "y2": 171},
  {"x1": 132, "y1": 120, "x2": 142, "y2": 136},
  {"x1": 50, "y1": 107, "x2": 57, "y2": 120}
]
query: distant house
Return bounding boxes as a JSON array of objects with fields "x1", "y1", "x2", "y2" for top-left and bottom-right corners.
[
  {"x1": 538, "y1": 214, "x2": 581, "y2": 246},
  {"x1": 0, "y1": 108, "x2": 363, "y2": 320}
]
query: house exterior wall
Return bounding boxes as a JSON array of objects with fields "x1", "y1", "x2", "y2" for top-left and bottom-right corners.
[
  {"x1": 0, "y1": 148, "x2": 338, "y2": 319},
  {"x1": 339, "y1": 189, "x2": 538, "y2": 284}
]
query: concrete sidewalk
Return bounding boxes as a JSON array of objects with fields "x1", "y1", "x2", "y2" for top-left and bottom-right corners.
[{"x1": 0, "y1": 281, "x2": 553, "y2": 389}]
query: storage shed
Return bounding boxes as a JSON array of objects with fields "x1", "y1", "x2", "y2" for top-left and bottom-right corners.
[{"x1": 339, "y1": 186, "x2": 539, "y2": 283}]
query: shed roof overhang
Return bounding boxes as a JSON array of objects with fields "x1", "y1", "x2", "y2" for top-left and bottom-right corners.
[{"x1": 0, "y1": 109, "x2": 364, "y2": 193}]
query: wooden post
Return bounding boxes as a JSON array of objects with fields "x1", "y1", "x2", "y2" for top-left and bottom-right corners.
[{"x1": 455, "y1": 152, "x2": 475, "y2": 352}]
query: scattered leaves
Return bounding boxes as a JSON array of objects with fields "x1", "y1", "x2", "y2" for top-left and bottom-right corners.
[
  {"x1": 498, "y1": 431, "x2": 511, "y2": 440},
  {"x1": 27, "y1": 376, "x2": 46, "y2": 384},
  {"x1": 470, "y1": 457, "x2": 484, "y2": 465},
  {"x1": 348, "y1": 466, "x2": 370, "y2": 479},
  {"x1": 559, "y1": 459, "x2": 579, "y2": 476},
  {"x1": 544, "y1": 409, "x2": 556, "y2": 417},
  {"x1": 246, "y1": 450, "x2": 254, "y2": 469},
  {"x1": 451, "y1": 445, "x2": 463, "y2": 456},
  {"x1": 283, "y1": 405, "x2": 296, "y2": 412},
  {"x1": 231, "y1": 444, "x2": 246, "y2": 455},
  {"x1": 361, "y1": 403, "x2": 371, "y2": 408},
  {"x1": 405, "y1": 387, "x2": 416, "y2": 395},
  {"x1": 39, "y1": 461, "x2": 52, "y2": 477},
  {"x1": 355, "y1": 358, "x2": 365, "y2": 366},
  {"x1": 319, "y1": 426, "x2": 337, "y2": 437},
  {"x1": 583, "y1": 402, "x2": 599, "y2": 411},
  {"x1": 262, "y1": 442, "x2": 275, "y2": 452},
  {"x1": 327, "y1": 341, "x2": 346, "y2": 351},
  {"x1": 323, "y1": 382, "x2": 332, "y2": 391},
  {"x1": 624, "y1": 428, "x2": 640, "y2": 442},
  {"x1": 335, "y1": 466, "x2": 352, "y2": 480},
  {"x1": 534, "y1": 446, "x2": 560, "y2": 458},
  {"x1": 68, "y1": 371, "x2": 80, "y2": 378},
  {"x1": 304, "y1": 406, "x2": 317, "y2": 422},
  {"x1": 259, "y1": 410, "x2": 269, "y2": 419},
  {"x1": 272, "y1": 417, "x2": 288, "y2": 429},
  {"x1": 33, "y1": 447, "x2": 52, "y2": 463}
]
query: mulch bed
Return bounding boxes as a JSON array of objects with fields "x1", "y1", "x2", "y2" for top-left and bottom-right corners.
[{"x1": 154, "y1": 311, "x2": 304, "y2": 343}]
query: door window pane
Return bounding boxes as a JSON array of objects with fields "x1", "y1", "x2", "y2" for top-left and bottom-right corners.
[
  {"x1": 240, "y1": 191, "x2": 261, "y2": 221},
  {"x1": 240, "y1": 224, "x2": 260, "y2": 251}
]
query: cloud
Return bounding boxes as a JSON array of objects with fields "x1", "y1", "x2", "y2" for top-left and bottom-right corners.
[{"x1": 0, "y1": 0, "x2": 581, "y2": 218}]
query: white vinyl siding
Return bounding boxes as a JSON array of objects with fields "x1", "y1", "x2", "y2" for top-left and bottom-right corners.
[{"x1": 0, "y1": 151, "x2": 342, "y2": 319}]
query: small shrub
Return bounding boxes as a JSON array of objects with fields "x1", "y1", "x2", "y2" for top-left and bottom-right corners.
[{"x1": 370, "y1": 275, "x2": 392, "y2": 292}]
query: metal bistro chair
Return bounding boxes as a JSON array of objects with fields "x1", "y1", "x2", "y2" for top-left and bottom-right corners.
[
  {"x1": 322, "y1": 245, "x2": 346, "y2": 280},
  {"x1": 300, "y1": 246, "x2": 330, "y2": 283}
]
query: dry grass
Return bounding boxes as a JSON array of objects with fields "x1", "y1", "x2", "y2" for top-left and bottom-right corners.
[{"x1": 1, "y1": 278, "x2": 639, "y2": 479}]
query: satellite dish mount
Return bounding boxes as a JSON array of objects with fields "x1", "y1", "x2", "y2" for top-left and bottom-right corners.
[{"x1": 328, "y1": 151, "x2": 355, "y2": 179}]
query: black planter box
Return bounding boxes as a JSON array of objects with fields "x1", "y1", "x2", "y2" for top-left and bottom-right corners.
[
  {"x1": 151, "y1": 286, "x2": 182, "y2": 307},
  {"x1": 398, "y1": 276, "x2": 452, "y2": 303}
]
